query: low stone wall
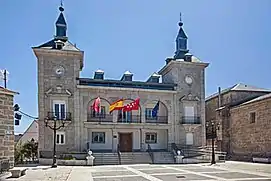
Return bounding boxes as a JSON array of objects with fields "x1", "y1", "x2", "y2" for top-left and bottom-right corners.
[{"x1": 39, "y1": 158, "x2": 87, "y2": 166}]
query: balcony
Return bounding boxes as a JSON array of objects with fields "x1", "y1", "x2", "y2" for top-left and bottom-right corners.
[
  {"x1": 117, "y1": 115, "x2": 141, "y2": 123},
  {"x1": 145, "y1": 116, "x2": 168, "y2": 124},
  {"x1": 181, "y1": 116, "x2": 201, "y2": 124},
  {"x1": 47, "y1": 112, "x2": 72, "y2": 121},
  {"x1": 87, "y1": 114, "x2": 113, "y2": 123}
]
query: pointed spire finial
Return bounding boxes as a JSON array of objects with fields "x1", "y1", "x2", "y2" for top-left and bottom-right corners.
[
  {"x1": 178, "y1": 12, "x2": 183, "y2": 27},
  {"x1": 59, "y1": 0, "x2": 64, "y2": 12}
]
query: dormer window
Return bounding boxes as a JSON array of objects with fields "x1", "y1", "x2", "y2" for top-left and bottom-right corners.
[
  {"x1": 55, "y1": 40, "x2": 64, "y2": 50},
  {"x1": 147, "y1": 72, "x2": 160, "y2": 83},
  {"x1": 121, "y1": 71, "x2": 133, "y2": 81},
  {"x1": 94, "y1": 69, "x2": 104, "y2": 80}
]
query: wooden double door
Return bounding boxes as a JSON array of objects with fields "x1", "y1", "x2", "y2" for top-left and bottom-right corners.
[{"x1": 119, "y1": 133, "x2": 133, "y2": 152}]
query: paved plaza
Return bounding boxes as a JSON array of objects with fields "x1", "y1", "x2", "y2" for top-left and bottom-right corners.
[{"x1": 1, "y1": 161, "x2": 271, "y2": 181}]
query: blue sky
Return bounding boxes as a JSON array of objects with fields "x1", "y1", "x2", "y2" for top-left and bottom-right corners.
[{"x1": 1, "y1": 0, "x2": 271, "y2": 133}]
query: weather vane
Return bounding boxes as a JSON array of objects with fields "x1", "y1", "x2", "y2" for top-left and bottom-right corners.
[{"x1": 60, "y1": 0, "x2": 63, "y2": 7}]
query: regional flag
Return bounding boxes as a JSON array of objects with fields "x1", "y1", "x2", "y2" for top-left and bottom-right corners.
[
  {"x1": 123, "y1": 97, "x2": 140, "y2": 112},
  {"x1": 109, "y1": 99, "x2": 124, "y2": 113},
  {"x1": 152, "y1": 101, "x2": 159, "y2": 117},
  {"x1": 92, "y1": 97, "x2": 101, "y2": 112}
]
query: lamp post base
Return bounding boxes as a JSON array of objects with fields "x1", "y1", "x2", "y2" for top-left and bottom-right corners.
[{"x1": 51, "y1": 164, "x2": 57, "y2": 168}]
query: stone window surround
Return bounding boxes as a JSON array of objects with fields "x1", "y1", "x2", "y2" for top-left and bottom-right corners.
[
  {"x1": 145, "y1": 132, "x2": 157, "y2": 144},
  {"x1": 56, "y1": 131, "x2": 65, "y2": 145},
  {"x1": 51, "y1": 100, "x2": 68, "y2": 119},
  {"x1": 92, "y1": 132, "x2": 105, "y2": 144}
]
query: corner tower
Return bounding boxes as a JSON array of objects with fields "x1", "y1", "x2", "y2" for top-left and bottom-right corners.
[
  {"x1": 32, "y1": 4, "x2": 84, "y2": 157},
  {"x1": 159, "y1": 13, "x2": 209, "y2": 147}
]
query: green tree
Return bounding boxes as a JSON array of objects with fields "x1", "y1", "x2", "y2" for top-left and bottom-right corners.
[
  {"x1": 14, "y1": 141, "x2": 24, "y2": 164},
  {"x1": 22, "y1": 139, "x2": 38, "y2": 161}
]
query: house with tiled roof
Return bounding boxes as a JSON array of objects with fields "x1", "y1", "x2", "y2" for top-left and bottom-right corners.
[{"x1": 205, "y1": 83, "x2": 271, "y2": 161}]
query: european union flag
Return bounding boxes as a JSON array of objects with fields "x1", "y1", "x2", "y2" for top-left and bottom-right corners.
[{"x1": 152, "y1": 101, "x2": 159, "y2": 117}]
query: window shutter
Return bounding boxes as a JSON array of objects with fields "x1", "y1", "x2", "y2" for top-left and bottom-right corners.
[
  {"x1": 56, "y1": 134, "x2": 60, "y2": 144},
  {"x1": 54, "y1": 104, "x2": 60, "y2": 119},
  {"x1": 60, "y1": 134, "x2": 64, "y2": 144},
  {"x1": 60, "y1": 104, "x2": 65, "y2": 119}
]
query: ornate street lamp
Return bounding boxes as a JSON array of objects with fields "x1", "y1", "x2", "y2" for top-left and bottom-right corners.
[
  {"x1": 44, "y1": 115, "x2": 65, "y2": 168},
  {"x1": 206, "y1": 121, "x2": 220, "y2": 165}
]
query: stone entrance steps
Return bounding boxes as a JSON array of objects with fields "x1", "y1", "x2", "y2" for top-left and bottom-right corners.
[
  {"x1": 120, "y1": 152, "x2": 152, "y2": 165},
  {"x1": 92, "y1": 152, "x2": 119, "y2": 165},
  {"x1": 153, "y1": 152, "x2": 175, "y2": 164}
]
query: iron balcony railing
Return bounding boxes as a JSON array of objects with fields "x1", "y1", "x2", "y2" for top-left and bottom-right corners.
[
  {"x1": 87, "y1": 114, "x2": 113, "y2": 122},
  {"x1": 145, "y1": 116, "x2": 168, "y2": 124},
  {"x1": 47, "y1": 112, "x2": 72, "y2": 121},
  {"x1": 181, "y1": 116, "x2": 201, "y2": 124},
  {"x1": 117, "y1": 115, "x2": 141, "y2": 123}
]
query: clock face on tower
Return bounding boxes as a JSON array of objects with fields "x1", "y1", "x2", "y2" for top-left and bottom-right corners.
[
  {"x1": 55, "y1": 66, "x2": 65, "y2": 76},
  {"x1": 185, "y1": 75, "x2": 193, "y2": 85}
]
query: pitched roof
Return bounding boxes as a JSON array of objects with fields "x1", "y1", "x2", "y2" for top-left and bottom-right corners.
[
  {"x1": 0, "y1": 86, "x2": 19, "y2": 95},
  {"x1": 206, "y1": 83, "x2": 271, "y2": 101},
  {"x1": 33, "y1": 39, "x2": 80, "y2": 51},
  {"x1": 56, "y1": 12, "x2": 66, "y2": 25},
  {"x1": 238, "y1": 93, "x2": 271, "y2": 106},
  {"x1": 177, "y1": 27, "x2": 187, "y2": 39}
]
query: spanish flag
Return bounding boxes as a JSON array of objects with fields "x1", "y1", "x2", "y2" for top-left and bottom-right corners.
[{"x1": 109, "y1": 99, "x2": 124, "y2": 113}]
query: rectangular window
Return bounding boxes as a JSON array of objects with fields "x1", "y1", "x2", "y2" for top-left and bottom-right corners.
[
  {"x1": 90, "y1": 106, "x2": 106, "y2": 118},
  {"x1": 145, "y1": 133, "x2": 157, "y2": 144},
  {"x1": 56, "y1": 132, "x2": 65, "y2": 145},
  {"x1": 184, "y1": 106, "x2": 195, "y2": 123},
  {"x1": 118, "y1": 110, "x2": 132, "y2": 122},
  {"x1": 53, "y1": 101, "x2": 66, "y2": 120},
  {"x1": 92, "y1": 132, "x2": 105, "y2": 143},
  {"x1": 184, "y1": 106, "x2": 195, "y2": 117},
  {"x1": 145, "y1": 108, "x2": 157, "y2": 120},
  {"x1": 250, "y1": 112, "x2": 256, "y2": 123}
]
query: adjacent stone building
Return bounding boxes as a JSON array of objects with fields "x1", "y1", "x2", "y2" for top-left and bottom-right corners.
[
  {"x1": 0, "y1": 86, "x2": 18, "y2": 168},
  {"x1": 33, "y1": 5, "x2": 209, "y2": 161},
  {"x1": 205, "y1": 83, "x2": 271, "y2": 160}
]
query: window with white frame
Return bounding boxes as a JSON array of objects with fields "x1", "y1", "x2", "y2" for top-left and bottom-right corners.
[
  {"x1": 145, "y1": 133, "x2": 157, "y2": 143},
  {"x1": 53, "y1": 100, "x2": 66, "y2": 120},
  {"x1": 118, "y1": 110, "x2": 132, "y2": 122},
  {"x1": 184, "y1": 106, "x2": 195, "y2": 123},
  {"x1": 56, "y1": 131, "x2": 65, "y2": 145},
  {"x1": 92, "y1": 132, "x2": 105, "y2": 143}
]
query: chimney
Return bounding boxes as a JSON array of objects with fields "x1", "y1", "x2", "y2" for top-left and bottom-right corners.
[
  {"x1": 147, "y1": 72, "x2": 160, "y2": 83},
  {"x1": 94, "y1": 69, "x2": 104, "y2": 80},
  {"x1": 218, "y1": 87, "x2": 222, "y2": 107},
  {"x1": 121, "y1": 71, "x2": 133, "y2": 81}
]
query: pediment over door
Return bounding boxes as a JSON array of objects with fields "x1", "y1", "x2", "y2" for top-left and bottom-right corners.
[
  {"x1": 180, "y1": 93, "x2": 200, "y2": 102},
  {"x1": 45, "y1": 85, "x2": 72, "y2": 97}
]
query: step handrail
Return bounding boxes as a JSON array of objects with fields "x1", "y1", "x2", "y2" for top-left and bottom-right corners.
[
  {"x1": 117, "y1": 144, "x2": 121, "y2": 165},
  {"x1": 147, "y1": 144, "x2": 154, "y2": 163}
]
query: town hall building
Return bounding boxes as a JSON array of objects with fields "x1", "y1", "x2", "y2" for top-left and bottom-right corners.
[{"x1": 33, "y1": 4, "x2": 209, "y2": 163}]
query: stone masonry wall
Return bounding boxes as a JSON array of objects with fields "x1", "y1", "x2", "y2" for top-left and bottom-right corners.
[
  {"x1": 205, "y1": 91, "x2": 269, "y2": 152},
  {"x1": 230, "y1": 97, "x2": 271, "y2": 159},
  {"x1": 0, "y1": 93, "x2": 15, "y2": 168}
]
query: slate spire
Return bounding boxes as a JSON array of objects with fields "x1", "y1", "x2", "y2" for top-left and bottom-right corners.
[
  {"x1": 55, "y1": 1, "x2": 67, "y2": 39},
  {"x1": 174, "y1": 13, "x2": 189, "y2": 59}
]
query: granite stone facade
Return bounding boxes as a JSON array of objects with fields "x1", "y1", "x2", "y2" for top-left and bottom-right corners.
[
  {"x1": 33, "y1": 5, "x2": 209, "y2": 158},
  {"x1": 205, "y1": 83, "x2": 271, "y2": 160},
  {"x1": 230, "y1": 94, "x2": 271, "y2": 159},
  {"x1": 0, "y1": 87, "x2": 18, "y2": 168}
]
